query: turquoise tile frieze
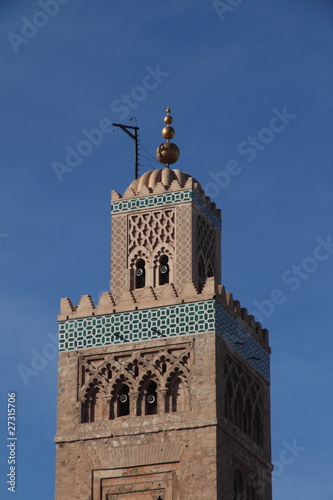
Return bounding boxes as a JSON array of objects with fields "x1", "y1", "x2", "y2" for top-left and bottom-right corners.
[
  {"x1": 111, "y1": 190, "x2": 192, "y2": 214},
  {"x1": 58, "y1": 299, "x2": 269, "y2": 381},
  {"x1": 59, "y1": 300, "x2": 216, "y2": 352},
  {"x1": 215, "y1": 303, "x2": 270, "y2": 381},
  {"x1": 111, "y1": 189, "x2": 221, "y2": 231},
  {"x1": 192, "y1": 191, "x2": 221, "y2": 231}
]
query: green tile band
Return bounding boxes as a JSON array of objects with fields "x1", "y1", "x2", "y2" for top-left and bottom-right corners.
[
  {"x1": 111, "y1": 189, "x2": 221, "y2": 230},
  {"x1": 58, "y1": 300, "x2": 269, "y2": 381}
]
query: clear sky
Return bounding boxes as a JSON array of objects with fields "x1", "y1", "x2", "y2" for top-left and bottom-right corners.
[{"x1": 0, "y1": 1, "x2": 332, "y2": 498}]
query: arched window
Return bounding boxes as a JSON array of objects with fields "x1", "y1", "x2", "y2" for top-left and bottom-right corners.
[
  {"x1": 165, "y1": 376, "x2": 185, "y2": 413},
  {"x1": 117, "y1": 384, "x2": 130, "y2": 417},
  {"x1": 159, "y1": 255, "x2": 169, "y2": 285},
  {"x1": 145, "y1": 381, "x2": 157, "y2": 415},
  {"x1": 81, "y1": 385, "x2": 103, "y2": 423},
  {"x1": 135, "y1": 259, "x2": 146, "y2": 288}
]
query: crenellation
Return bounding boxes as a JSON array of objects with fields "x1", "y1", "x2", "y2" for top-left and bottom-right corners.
[
  {"x1": 96, "y1": 292, "x2": 116, "y2": 312},
  {"x1": 58, "y1": 278, "x2": 269, "y2": 350},
  {"x1": 233, "y1": 299, "x2": 242, "y2": 317},
  {"x1": 60, "y1": 297, "x2": 76, "y2": 316},
  {"x1": 241, "y1": 307, "x2": 248, "y2": 323},
  {"x1": 111, "y1": 190, "x2": 122, "y2": 202},
  {"x1": 76, "y1": 294, "x2": 95, "y2": 315},
  {"x1": 225, "y1": 291, "x2": 235, "y2": 313}
]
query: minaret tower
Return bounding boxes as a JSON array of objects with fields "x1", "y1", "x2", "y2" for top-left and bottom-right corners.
[{"x1": 55, "y1": 108, "x2": 272, "y2": 499}]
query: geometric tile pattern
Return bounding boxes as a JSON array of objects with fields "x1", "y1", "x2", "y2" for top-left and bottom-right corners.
[
  {"x1": 111, "y1": 190, "x2": 192, "y2": 214},
  {"x1": 192, "y1": 191, "x2": 221, "y2": 231},
  {"x1": 215, "y1": 303, "x2": 270, "y2": 381},
  {"x1": 58, "y1": 299, "x2": 270, "y2": 381},
  {"x1": 111, "y1": 189, "x2": 221, "y2": 231},
  {"x1": 59, "y1": 300, "x2": 215, "y2": 351}
]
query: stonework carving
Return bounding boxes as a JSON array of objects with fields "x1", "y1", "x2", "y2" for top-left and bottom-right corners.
[
  {"x1": 174, "y1": 204, "x2": 192, "y2": 288},
  {"x1": 196, "y1": 213, "x2": 216, "y2": 289},
  {"x1": 79, "y1": 344, "x2": 191, "y2": 423},
  {"x1": 111, "y1": 214, "x2": 129, "y2": 295},
  {"x1": 128, "y1": 209, "x2": 175, "y2": 255},
  {"x1": 224, "y1": 354, "x2": 264, "y2": 447}
]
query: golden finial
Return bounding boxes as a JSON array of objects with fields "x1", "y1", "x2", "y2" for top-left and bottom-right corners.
[{"x1": 156, "y1": 106, "x2": 180, "y2": 166}]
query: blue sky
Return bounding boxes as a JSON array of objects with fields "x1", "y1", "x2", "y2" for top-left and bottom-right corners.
[{"x1": 0, "y1": 1, "x2": 332, "y2": 498}]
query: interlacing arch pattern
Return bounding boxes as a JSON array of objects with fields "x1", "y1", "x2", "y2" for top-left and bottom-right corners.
[
  {"x1": 196, "y1": 214, "x2": 215, "y2": 289},
  {"x1": 79, "y1": 347, "x2": 191, "y2": 423},
  {"x1": 128, "y1": 209, "x2": 175, "y2": 254},
  {"x1": 224, "y1": 355, "x2": 264, "y2": 447}
]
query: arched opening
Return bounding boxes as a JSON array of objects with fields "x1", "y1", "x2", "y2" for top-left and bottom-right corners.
[
  {"x1": 117, "y1": 384, "x2": 130, "y2": 417},
  {"x1": 165, "y1": 376, "x2": 185, "y2": 413},
  {"x1": 81, "y1": 385, "x2": 102, "y2": 423},
  {"x1": 145, "y1": 381, "x2": 157, "y2": 415},
  {"x1": 159, "y1": 255, "x2": 169, "y2": 285},
  {"x1": 135, "y1": 259, "x2": 146, "y2": 288}
]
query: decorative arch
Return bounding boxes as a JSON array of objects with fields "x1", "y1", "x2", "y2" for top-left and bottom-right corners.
[
  {"x1": 128, "y1": 248, "x2": 150, "y2": 289},
  {"x1": 81, "y1": 378, "x2": 105, "y2": 423},
  {"x1": 137, "y1": 371, "x2": 159, "y2": 416},
  {"x1": 224, "y1": 354, "x2": 264, "y2": 447},
  {"x1": 109, "y1": 374, "x2": 133, "y2": 420},
  {"x1": 152, "y1": 245, "x2": 174, "y2": 287},
  {"x1": 165, "y1": 367, "x2": 188, "y2": 413}
]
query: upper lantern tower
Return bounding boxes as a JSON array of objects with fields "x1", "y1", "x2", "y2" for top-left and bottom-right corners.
[{"x1": 110, "y1": 107, "x2": 221, "y2": 300}]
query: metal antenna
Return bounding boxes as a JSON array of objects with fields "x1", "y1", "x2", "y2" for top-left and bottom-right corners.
[{"x1": 112, "y1": 122, "x2": 139, "y2": 179}]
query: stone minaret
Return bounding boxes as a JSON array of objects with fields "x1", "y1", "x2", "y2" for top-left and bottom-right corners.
[{"x1": 55, "y1": 108, "x2": 272, "y2": 500}]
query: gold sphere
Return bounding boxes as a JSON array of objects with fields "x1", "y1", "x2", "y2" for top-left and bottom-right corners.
[
  {"x1": 162, "y1": 126, "x2": 175, "y2": 140},
  {"x1": 164, "y1": 115, "x2": 173, "y2": 125},
  {"x1": 156, "y1": 142, "x2": 180, "y2": 165}
]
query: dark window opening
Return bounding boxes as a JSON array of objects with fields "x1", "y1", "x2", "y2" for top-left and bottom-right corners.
[
  {"x1": 145, "y1": 381, "x2": 157, "y2": 415},
  {"x1": 81, "y1": 387, "x2": 100, "y2": 423},
  {"x1": 159, "y1": 255, "x2": 169, "y2": 285},
  {"x1": 135, "y1": 259, "x2": 146, "y2": 288},
  {"x1": 117, "y1": 384, "x2": 130, "y2": 417}
]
